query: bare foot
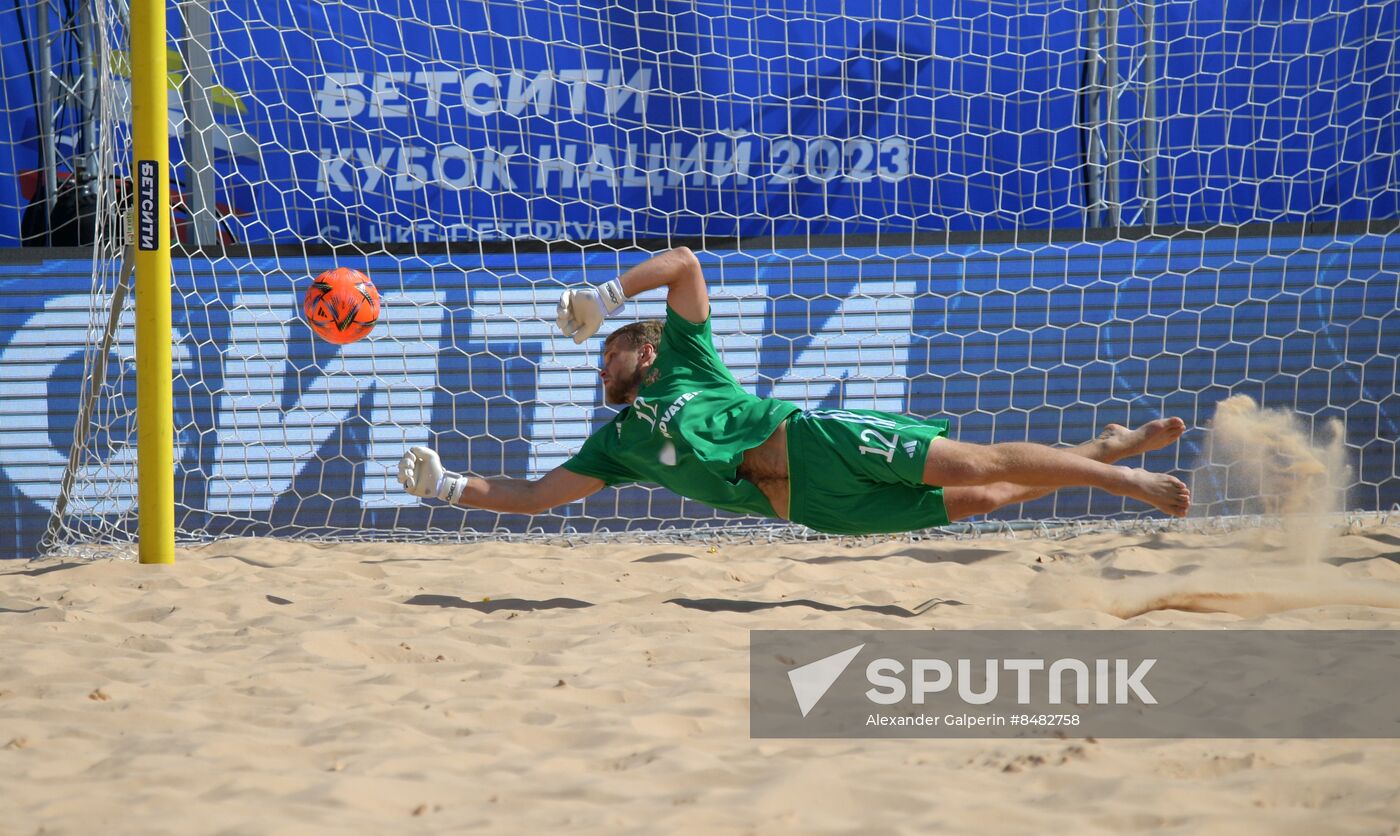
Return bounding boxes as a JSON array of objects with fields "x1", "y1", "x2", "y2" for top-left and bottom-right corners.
[
  {"x1": 1120, "y1": 467, "x2": 1192, "y2": 517},
  {"x1": 1089, "y1": 417, "x2": 1187, "y2": 463}
]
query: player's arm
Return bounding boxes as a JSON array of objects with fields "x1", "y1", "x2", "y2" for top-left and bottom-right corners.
[
  {"x1": 556, "y1": 247, "x2": 708, "y2": 342},
  {"x1": 397, "y1": 447, "x2": 603, "y2": 514},
  {"x1": 614, "y1": 246, "x2": 708, "y2": 323}
]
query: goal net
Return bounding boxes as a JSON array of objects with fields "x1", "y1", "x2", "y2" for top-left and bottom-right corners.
[{"x1": 32, "y1": 0, "x2": 1400, "y2": 553}]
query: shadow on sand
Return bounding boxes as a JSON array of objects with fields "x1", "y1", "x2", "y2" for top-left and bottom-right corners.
[
  {"x1": 664, "y1": 596, "x2": 962, "y2": 617},
  {"x1": 404, "y1": 594, "x2": 593, "y2": 612}
]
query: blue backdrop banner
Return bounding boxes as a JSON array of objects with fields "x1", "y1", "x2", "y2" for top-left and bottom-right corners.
[{"x1": 3, "y1": 233, "x2": 1396, "y2": 558}]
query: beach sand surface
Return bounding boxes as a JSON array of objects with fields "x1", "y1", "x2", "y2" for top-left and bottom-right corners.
[{"x1": 3, "y1": 520, "x2": 1399, "y2": 834}]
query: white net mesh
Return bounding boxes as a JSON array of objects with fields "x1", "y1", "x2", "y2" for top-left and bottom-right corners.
[{"x1": 19, "y1": 0, "x2": 1398, "y2": 554}]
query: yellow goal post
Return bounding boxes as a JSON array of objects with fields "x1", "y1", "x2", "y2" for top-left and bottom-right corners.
[{"x1": 131, "y1": 0, "x2": 173, "y2": 564}]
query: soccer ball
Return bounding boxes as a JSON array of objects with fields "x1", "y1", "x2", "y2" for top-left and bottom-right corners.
[{"x1": 303, "y1": 267, "x2": 380, "y2": 344}]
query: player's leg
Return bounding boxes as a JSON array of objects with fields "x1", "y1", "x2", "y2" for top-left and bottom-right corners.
[
  {"x1": 926, "y1": 419, "x2": 1191, "y2": 517},
  {"x1": 944, "y1": 418, "x2": 1186, "y2": 519}
]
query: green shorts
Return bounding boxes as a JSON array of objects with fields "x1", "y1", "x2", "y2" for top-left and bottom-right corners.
[{"x1": 785, "y1": 408, "x2": 951, "y2": 536}]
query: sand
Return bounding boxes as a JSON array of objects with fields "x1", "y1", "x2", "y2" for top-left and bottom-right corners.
[{"x1": 2, "y1": 518, "x2": 1399, "y2": 835}]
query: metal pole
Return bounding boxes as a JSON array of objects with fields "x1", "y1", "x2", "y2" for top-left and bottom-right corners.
[
  {"x1": 1142, "y1": 0, "x2": 1158, "y2": 227},
  {"x1": 1105, "y1": 0, "x2": 1121, "y2": 228},
  {"x1": 36, "y1": 0, "x2": 58, "y2": 239},
  {"x1": 182, "y1": 0, "x2": 218, "y2": 247},
  {"x1": 77, "y1": 0, "x2": 94, "y2": 174},
  {"x1": 1084, "y1": 0, "x2": 1104, "y2": 227}
]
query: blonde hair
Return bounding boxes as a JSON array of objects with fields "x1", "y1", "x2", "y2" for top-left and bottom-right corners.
[{"x1": 604, "y1": 319, "x2": 664, "y2": 352}]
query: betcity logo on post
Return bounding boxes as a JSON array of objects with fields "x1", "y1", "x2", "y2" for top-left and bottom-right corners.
[{"x1": 136, "y1": 160, "x2": 158, "y2": 251}]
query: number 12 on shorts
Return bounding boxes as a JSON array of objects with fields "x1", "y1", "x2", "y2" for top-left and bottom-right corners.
[{"x1": 858, "y1": 428, "x2": 901, "y2": 463}]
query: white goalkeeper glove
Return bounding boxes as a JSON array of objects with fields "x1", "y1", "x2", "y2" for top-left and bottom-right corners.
[
  {"x1": 396, "y1": 446, "x2": 469, "y2": 504},
  {"x1": 556, "y1": 279, "x2": 628, "y2": 344}
]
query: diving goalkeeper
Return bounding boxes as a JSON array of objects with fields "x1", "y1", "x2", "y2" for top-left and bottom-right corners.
[{"x1": 397, "y1": 248, "x2": 1190, "y2": 534}]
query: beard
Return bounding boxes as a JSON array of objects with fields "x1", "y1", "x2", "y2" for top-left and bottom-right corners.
[{"x1": 604, "y1": 364, "x2": 645, "y2": 405}]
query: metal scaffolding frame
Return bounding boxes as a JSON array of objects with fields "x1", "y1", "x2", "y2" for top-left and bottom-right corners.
[
  {"x1": 181, "y1": 0, "x2": 218, "y2": 246},
  {"x1": 26, "y1": 0, "x2": 102, "y2": 240},
  {"x1": 26, "y1": 0, "x2": 223, "y2": 246},
  {"x1": 1081, "y1": 0, "x2": 1160, "y2": 230}
]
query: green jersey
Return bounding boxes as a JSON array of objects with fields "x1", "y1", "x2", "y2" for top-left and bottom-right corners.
[{"x1": 562, "y1": 306, "x2": 800, "y2": 517}]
